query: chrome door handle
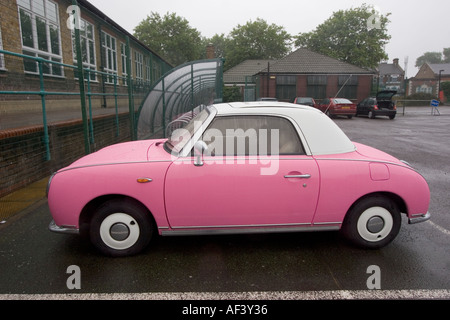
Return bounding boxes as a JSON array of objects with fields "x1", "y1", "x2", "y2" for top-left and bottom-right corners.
[{"x1": 284, "y1": 174, "x2": 311, "y2": 179}]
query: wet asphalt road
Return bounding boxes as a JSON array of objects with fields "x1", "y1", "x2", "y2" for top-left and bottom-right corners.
[{"x1": 0, "y1": 107, "x2": 449, "y2": 297}]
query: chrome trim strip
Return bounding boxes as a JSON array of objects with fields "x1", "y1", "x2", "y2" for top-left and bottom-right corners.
[
  {"x1": 58, "y1": 160, "x2": 172, "y2": 173},
  {"x1": 171, "y1": 222, "x2": 311, "y2": 229},
  {"x1": 408, "y1": 212, "x2": 431, "y2": 225},
  {"x1": 48, "y1": 220, "x2": 79, "y2": 235},
  {"x1": 314, "y1": 157, "x2": 417, "y2": 171},
  {"x1": 161, "y1": 225, "x2": 340, "y2": 237},
  {"x1": 313, "y1": 221, "x2": 342, "y2": 225}
]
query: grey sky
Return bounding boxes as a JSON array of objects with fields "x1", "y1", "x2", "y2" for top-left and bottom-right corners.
[{"x1": 88, "y1": 0, "x2": 449, "y2": 77}]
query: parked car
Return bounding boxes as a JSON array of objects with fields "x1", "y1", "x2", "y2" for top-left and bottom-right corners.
[
  {"x1": 318, "y1": 98, "x2": 357, "y2": 118},
  {"x1": 48, "y1": 102, "x2": 430, "y2": 256},
  {"x1": 357, "y1": 90, "x2": 397, "y2": 119},
  {"x1": 293, "y1": 97, "x2": 318, "y2": 108}
]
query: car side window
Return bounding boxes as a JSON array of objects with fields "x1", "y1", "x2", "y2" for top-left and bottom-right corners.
[{"x1": 201, "y1": 115, "x2": 305, "y2": 156}]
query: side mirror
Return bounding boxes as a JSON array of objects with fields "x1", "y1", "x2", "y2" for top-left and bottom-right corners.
[{"x1": 193, "y1": 141, "x2": 208, "y2": 166}]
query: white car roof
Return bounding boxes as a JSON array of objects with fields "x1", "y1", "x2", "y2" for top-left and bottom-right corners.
[{"x1": 211, "y1": 102, "x2": 356, "y2": 155}]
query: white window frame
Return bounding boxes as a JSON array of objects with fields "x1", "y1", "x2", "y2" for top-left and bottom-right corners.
[
  {"x1": 18, "y1": 0, "x2": 63, "y2": 77},
  {"x1": 71, "y1": 18, "x2": 97, "y2": 81},
  {"x1": 135, "y1": 50, "x2": 144, "y2": 83},
  {"x1": 101, "y1": 31, "x2": 118, "y2": 84},
  {"x1": 120, "y1": 42, "x2": 133, "y2": 86},
  {"x1": 145, "y1": 55, "x2": 151, "y2": 84}
]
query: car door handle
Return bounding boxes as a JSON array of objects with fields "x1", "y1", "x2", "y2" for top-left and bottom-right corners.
[{"x1": 284, "y1": 174, "x2": 311, "y2": 179}]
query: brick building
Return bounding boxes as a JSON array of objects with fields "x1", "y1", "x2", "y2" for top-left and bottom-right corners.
[
  {"x1": 408, "y1": 63, "x2": 450, "y2": 101},
  {"x1": 377, "y1": 58, "x2": 405, "y2": 93},
  {"x1": 0, "y1": 0, "x2": 172, "y2": 113},
  {"x1": 225, "y1": 48, "x2": 375, "y2": 103}
]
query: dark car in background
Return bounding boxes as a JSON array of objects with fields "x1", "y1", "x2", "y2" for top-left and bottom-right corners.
[
  {"x1": 317, "y1": 98, "x2": 356, "y2": 119},
  {"x1": 293, "y1": 97, "x2": 318, "y2": 108},
  {"x1": 357, "y1": 90, "x2": 397, "y2": 120}
]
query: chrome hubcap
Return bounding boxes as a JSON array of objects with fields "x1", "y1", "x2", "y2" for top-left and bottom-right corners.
[
  {"x1": 367, "y1": 216, "x2": 385, "y2": 233},
  {"x1": 110, "y1": 223, "x2": 130, "y2": 241}
]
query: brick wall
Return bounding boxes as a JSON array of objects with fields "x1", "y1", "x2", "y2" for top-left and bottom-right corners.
[{"x1": 0, "y1": 112, "x2": 133, "y2": 197}]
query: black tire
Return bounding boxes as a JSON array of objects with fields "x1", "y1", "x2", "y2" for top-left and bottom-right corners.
[
  {"x1": 89, "y1": 199, "x2": 153, "y2": 257},
  {"x1": 341, "y1": 196, "x2": 401, "y2": 249},
  {"x1": 389, "y1": 114, "x2": 396, "y2": 120}
]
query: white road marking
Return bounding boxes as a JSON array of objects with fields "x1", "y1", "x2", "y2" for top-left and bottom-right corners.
[
  {"x1": 1, "y1": 289, "x2": 449, "y2": 300},
  {"x1": 426, "y1": 220, "x2": 450, "y2": 236}
]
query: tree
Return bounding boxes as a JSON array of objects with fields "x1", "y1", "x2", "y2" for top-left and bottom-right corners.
[
  {"x1": 134, "y1": 12, "x2": 203, "y2": 66},
  {"x1": 294, "y1": 4, "x2": 391, "y2": 69},
  {"x1": 224, "y1": 18, "x2": 291, "y2": 70},
  {"x1": 415, "y1": 48, "x2": 450, "y2": 67}
]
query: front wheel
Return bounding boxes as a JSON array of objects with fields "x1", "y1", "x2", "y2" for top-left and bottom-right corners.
[
  {"x1": 90, "y1": 199, "x2": 153, "y2": 256},
  {"x1": 341, "y1": 196, "x2": 401, "y2": 249}
]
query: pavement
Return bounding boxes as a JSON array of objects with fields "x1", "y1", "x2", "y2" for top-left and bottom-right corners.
[{"x1": 0, "y1": 177, "x2": 49, "y2": 223}]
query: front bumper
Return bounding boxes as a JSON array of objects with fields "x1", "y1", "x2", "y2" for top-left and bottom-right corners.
[
  {"x1": 49, "y1": 220, "x2": 79, "y2": 235},
  {"x1": 408, "y1": 212, "x2": 431, "y2": 225}
]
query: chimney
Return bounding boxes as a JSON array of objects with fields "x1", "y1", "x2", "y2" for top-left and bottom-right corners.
[
  {"x1": 393, "y1": 58, "x2": 399, "y2": 66},
  {"x1": 206, "y1": 44, "x2": 215, "y2": 59}
]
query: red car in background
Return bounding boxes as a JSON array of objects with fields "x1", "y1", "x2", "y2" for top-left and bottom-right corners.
[{"x1": 318, "y1": 98, "x2": 357, "y2": 119}]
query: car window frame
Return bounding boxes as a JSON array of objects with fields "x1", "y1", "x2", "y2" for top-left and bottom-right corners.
[
  {"x1": 182, "y1": 113, "x2": 309, "y2": 158},
  {"x1": 200, "y1": 114, "x2": 306, "y2": 157}
]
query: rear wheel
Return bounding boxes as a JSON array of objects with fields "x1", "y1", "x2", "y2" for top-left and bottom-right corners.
[
  {"x1": 90, "y1": 199, "x2": 153, "y2": 256},
  {"x1": 341, "y1": 196, "x2": 401, "y2": 249}
]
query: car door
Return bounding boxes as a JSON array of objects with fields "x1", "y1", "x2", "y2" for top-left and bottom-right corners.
[{"x1": 164, "y1": 115, "x2": 320, "y2": 229}]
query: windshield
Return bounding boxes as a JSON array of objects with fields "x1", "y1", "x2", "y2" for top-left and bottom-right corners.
[
  {"x1": 164, "y1": 108, "x2": 210, "y2": 155},
  {"x1": 333, "y1": 98, "x2": 352, "y2": 104}
]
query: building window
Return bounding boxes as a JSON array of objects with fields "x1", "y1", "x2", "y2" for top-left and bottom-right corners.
[
  {"x1": 337, "y1": 75, "x2": 358, "y2": 99},
  {"x1": 145, "y1": 56, "x2": 152, "y2": 84},
  {"x1": 18, "y1": 0, "x2": 63, "y2": 77},
  {"x1": 276, "y1": 75, "x2": 296, "y2": 101},
  {"x1": 71, "y1": 18, "x2": 96, "y2": 81},
  {"x1": 120, "y1": 42, "x2": 129, "y2": 85},
  {"x1": 135, "y1": 51, "x2": 143, "y2": 83},
  {"x1": 307, "y1": 75, "x2": 327, "y2": 99},
  {"x1": 416, "y1": 85, "x2": 432, "y2": 94},
  {"x1": 101, "y1": 31, "x2": 117, "y2": 84}
]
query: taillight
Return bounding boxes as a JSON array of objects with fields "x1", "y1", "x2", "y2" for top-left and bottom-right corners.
[{"x1": 374, "y1": 104, "x2": 379, "y2": 110}]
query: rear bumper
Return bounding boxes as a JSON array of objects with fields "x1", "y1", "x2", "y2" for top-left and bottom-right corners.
[
  {"x1": 408, "y1": 212, "x2": 431, "y2": 225},
  {"x1": 374, "y1": 109, "x2": 396, "y2": 116},
  {"x1": 332, "y1": 109, "x2": 356, "y2": 115}
]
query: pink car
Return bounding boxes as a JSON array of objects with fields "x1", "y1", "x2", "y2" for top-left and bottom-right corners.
[{"x1": 48, "y1": 102, "x2": 430, "y2": 256}]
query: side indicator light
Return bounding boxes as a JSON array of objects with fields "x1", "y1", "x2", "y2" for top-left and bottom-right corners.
[{"x1": 137, "y1": 178, "x2": 153, "y2": 183}]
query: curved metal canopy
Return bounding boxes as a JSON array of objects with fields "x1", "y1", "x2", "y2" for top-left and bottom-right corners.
[{"x1": 137, "y1": 59, "x2": 224, "y2": 140}]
